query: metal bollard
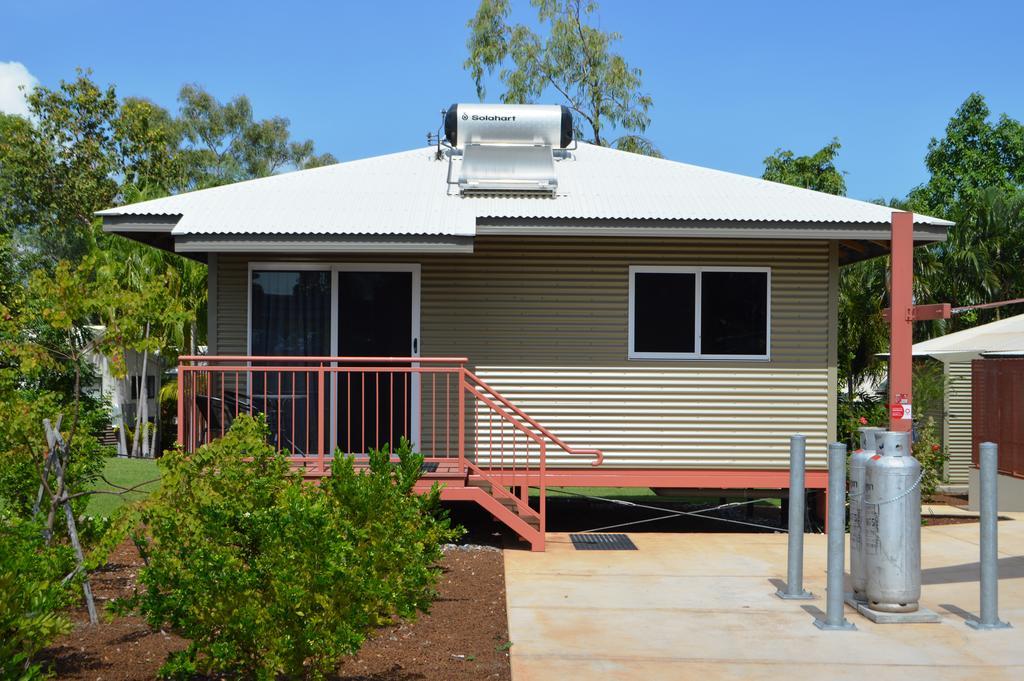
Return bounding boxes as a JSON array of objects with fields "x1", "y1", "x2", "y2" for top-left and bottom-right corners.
[
  {"x1": 777, "y1": 434, "x2": 814, "y2": 600},
  {"x1": 966, "y1": 442, "x2": 1012, "y2": 630},
  {"x1": 815, "y1": 442, "x2": 856, "y2": 630}
]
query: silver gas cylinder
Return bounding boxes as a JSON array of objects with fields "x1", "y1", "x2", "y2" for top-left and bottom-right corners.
[
  {"x1": 849, "y1": 426, "x2": 885, "y2": 603},
  {"x1": 864, "y1": 430, "x2": 921, "y2": 613}
]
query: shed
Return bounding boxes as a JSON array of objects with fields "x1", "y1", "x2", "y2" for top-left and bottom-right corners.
[{"x1": 912, "y1": 313, "x2": 1024, "y2": 499}]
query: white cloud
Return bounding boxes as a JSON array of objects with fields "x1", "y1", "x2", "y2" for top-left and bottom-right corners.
[{"x1": 0, "y1": 62, "x2": 39, "y2": 117}]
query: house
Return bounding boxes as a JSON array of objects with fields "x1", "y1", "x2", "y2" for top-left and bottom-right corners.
[
  {"x1": 83, "y1": 325, "x2": 163, "y2": 457},
  {"x1": 912, "y1": 313, "x2": 1024, "y2": 508},
  {"x1": 99, "y1": 103, "x2": 951, "y2": 549}
]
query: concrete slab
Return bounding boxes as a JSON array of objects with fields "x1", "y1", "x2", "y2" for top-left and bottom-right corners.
[
  {"x1": 853, "y1": 602, "x2": 942, "y2": 624},
  {"x1": 922, "y1": 503, "x2": 979, "y2": 517},
  {"x1": 504, "y1": 520, "x2": 1024, "y2": 681}
]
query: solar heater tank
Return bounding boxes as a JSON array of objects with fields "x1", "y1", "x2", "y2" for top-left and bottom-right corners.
[{"x1": 444, "y1": 103, "x2": 573, "y2": 149}]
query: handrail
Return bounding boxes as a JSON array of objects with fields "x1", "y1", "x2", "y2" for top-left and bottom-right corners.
[
  {"x1": 463, "y1": 370, "x2": 604, "y2": 466},
  {"x1": 180, "y1": 355, "x2": 469, "y2": 364}
]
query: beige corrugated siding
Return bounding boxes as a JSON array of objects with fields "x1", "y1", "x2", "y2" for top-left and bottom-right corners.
[
  {"x1": 214, "y1": 236, "x2": 834, "y2": 471},
  {"x1": 944, "y1": 361, "x2": 973, "y2": 484}
]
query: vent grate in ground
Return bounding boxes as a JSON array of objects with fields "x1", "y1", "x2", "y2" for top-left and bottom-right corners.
[
  {"x1": 420, "y1": 461, "x2": 439, "y2": 473},
  {"x1": 570, "y1": 533, "x2": 637, "y2": 551}
]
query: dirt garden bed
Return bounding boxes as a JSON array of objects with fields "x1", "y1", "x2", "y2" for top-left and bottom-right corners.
[{"x1": 42, "y1": 539, "x2": 511, "y2": 681}]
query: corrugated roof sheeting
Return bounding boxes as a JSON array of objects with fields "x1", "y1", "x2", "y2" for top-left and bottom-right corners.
[{"x1": 99, "y1": 143, "x2": 951, "y2": 237}]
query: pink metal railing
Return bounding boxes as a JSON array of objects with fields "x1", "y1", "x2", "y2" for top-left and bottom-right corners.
[{"x1": 177, "y1": 356, "x2": 604, "y2": 535}]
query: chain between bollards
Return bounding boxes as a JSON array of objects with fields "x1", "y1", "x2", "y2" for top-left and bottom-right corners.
[
  {"x1": 967, "y1": 442, "x2": 1012, "y2": 630},
  {"x1": 776, "y1": 434, "x2": 814, "y2": 600},
  {"x1": 814, "y1": 442, "x2": 855, "y2": 630}
]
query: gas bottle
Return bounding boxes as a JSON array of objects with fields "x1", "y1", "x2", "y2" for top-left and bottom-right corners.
[
  {"x1": 849, "y1": 427, "x2": 885, "y2": 603},
  {"x1": 864, "y1": 431, "x2": 921, "y2": 613}
]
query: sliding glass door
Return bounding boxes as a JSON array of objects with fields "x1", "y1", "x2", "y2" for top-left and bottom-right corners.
[
  {"x1": 336, "y1": 269, "x2": 414, "y2": 455},
  {"x1": 248, "y1": 264, "x2": 420, "y2": 457}
]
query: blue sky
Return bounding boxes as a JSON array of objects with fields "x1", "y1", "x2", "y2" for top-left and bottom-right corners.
[{"x1": 2, "y1": 0, "x2": 1022, "y2": 201}]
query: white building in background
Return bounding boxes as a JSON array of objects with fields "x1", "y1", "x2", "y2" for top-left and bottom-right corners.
[{"x1": 83, "y1": 325, "x2": 162, "y2": 458}]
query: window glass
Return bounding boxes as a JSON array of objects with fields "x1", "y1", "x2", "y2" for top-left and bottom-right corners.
[
  {"x1": 633, "y1": 272, "x2": 696, "y2": 354},
  {"x1": 700, "y1": 271, "x2": 768, "y2": 356},
  {"x1": 250, "y1": 270, "x2": 331, "y2": 356}
]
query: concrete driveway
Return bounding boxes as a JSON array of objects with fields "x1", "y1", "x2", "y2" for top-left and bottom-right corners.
[{"x1": 504, "y1": 518, "x2": 1024, "y2": 680}]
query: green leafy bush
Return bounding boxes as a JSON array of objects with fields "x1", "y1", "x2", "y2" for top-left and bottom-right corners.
[
  {"x1": 124, "y1": 415, "x2": 461, "y2": 680},
  {"x1": 0, "y1": 515, "x2": 76, "y2": 681},
  {"x1": 0, "y1": 387, "x2": 110, "y2": 521},
  {"x1": 837, "y1": 390, "x2": 887, "y2": 449},
  {"x1": 913, "y1": 416, "x2": 948, "y2": 498}
]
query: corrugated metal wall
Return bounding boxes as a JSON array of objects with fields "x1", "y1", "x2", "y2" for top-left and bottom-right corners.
[
  {"x1": 214, "y1": 236, "x2": 835, "y2": 471},
  {"x1": 944, "y1": 361, "x2": 973, "y2": 484}
]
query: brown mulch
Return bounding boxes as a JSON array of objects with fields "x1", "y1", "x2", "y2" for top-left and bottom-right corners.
[
  {"x1": 42, "y1": 541, "x2": 511, "y2": 681},
  {"x1": 922, "y1": 494, "x2": 978, "y2": 526},
  {"x1": 926, "y1": 493, "x2": 969, "y2": 507}
]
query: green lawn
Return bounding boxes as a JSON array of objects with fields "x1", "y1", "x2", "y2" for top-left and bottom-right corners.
[{"x1": 85, "y1": 457, "x2": 161, "y2": 517}]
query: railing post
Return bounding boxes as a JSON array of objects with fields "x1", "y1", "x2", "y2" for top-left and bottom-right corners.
[
  {"x1": 777, "y1": 434, "x2": 814, "y2": 599},
  {"x1": 967, "y1": 442, "x2": 1012, "y2": 630},
  {"x1": 458, "y1": 366, "x2": 466, "y2": 472},
  {"x1": 814, "y1": 442, "x2": 856, "y2": 630},
  {"x1": 317, "y1": 367, "x2": 325, "y2": 473},
  {"x1": 539, "y1": 442, "x2": 546, "y2": 536},
  {"x1": 177, "y1": 364, "x2": 185, "y2": 448}
]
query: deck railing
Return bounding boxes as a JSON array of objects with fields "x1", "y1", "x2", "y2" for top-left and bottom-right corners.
[{"x1": 177, "y1": 356, "x2": 602, "y2": 524}]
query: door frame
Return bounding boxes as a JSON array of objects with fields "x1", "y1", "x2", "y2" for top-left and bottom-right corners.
[{"x1": 246, "y1": 262, "x2": 422, "y2": 454}]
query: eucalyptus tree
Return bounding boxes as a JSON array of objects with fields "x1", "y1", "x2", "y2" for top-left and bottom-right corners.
[{"x1": 464, "y1": 0, "x2": 660, "y2": 155}]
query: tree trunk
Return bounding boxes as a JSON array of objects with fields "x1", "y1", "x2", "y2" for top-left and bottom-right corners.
[{"x1": 130, "y1": 324, "x2": 151, "y2": 458}]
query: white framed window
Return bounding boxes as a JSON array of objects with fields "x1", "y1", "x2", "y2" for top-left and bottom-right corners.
[{"x1": 628, "y1": 265, "x2": 771, "y2": 361}]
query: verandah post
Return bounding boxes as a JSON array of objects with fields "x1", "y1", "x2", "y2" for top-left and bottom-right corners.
[{"x1": 177, "y1": 363, "x2": 185, "y2": 448}]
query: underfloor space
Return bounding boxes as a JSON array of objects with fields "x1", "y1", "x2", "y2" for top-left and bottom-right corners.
[{"x1": 503, "y1": 517, "x2": 1024, "y2": 681}]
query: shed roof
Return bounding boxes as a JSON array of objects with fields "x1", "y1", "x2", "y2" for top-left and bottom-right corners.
[{"x1": 912, "y1": 313, "x2": 1024, "y2": 362}]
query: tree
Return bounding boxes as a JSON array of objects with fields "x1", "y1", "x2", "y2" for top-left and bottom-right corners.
[
  {"x1": 908, "y1": 93, "x2": 1024, "y2": 218},
  {"x1": 464, "y1": 0, "x2": 659, "y2": 155},
  {"x1": 762, "y1": 138, "x2": 847, "y2": 195},
  {"x1": 762, "y1": 139, "x2": 889, "y2": 402},
  {"x1": 177, "y1": 84, "x2": 337, "y2": 189},
  {"x1": 905, "y1": 94, "x2": 1024, "y2": 333},
  {"x1": 1, "y1": 71, "x2": 335, "y2": 457}
]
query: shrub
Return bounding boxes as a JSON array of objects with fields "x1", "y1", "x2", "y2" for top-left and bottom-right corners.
[
  {"x1": 837, "y1": 390, "x2": 887, "y2": 449},
  {"x1": 913, "y1": 416, "x2": 948, "y2": 499},
  {"x1": 125, "y1": 415, "x2": 461, "y2": 680},
  {"x1": 0, "y1": 515, "x2": 76, "y2": 681},
  {"x1": 0, "y1": 388, "x2": 110, "y2": 521}
]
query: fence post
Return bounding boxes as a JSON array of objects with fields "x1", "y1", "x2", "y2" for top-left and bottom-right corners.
[
  {"x1": 777, "y1": 434, "x2": 814, "y2": 599},
  {"x1": 815, "y1": 442, "x2": 856, "y2": 630},
  {"x1": 967, "y1": 442, "x2": 1012, "y2": 630},
  {"x1": 177, "y1": 364, "x2": 185, "y2": 448}
]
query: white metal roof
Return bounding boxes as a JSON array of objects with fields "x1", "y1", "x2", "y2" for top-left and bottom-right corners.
[
  {"x1": 98, "y1": 142, "x2": 952, "y2": 237},
  {"x1": 912, "y1": 313, "x2": 1024, "y2": 362}
]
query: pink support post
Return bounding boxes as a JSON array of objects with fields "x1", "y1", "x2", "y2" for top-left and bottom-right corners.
[
  {"x1": 177, "y1": 365, "x2": 185, "y2": 446},
  {"x1": 889, "y1": 212, "x2": 914, "y2": 432}
]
